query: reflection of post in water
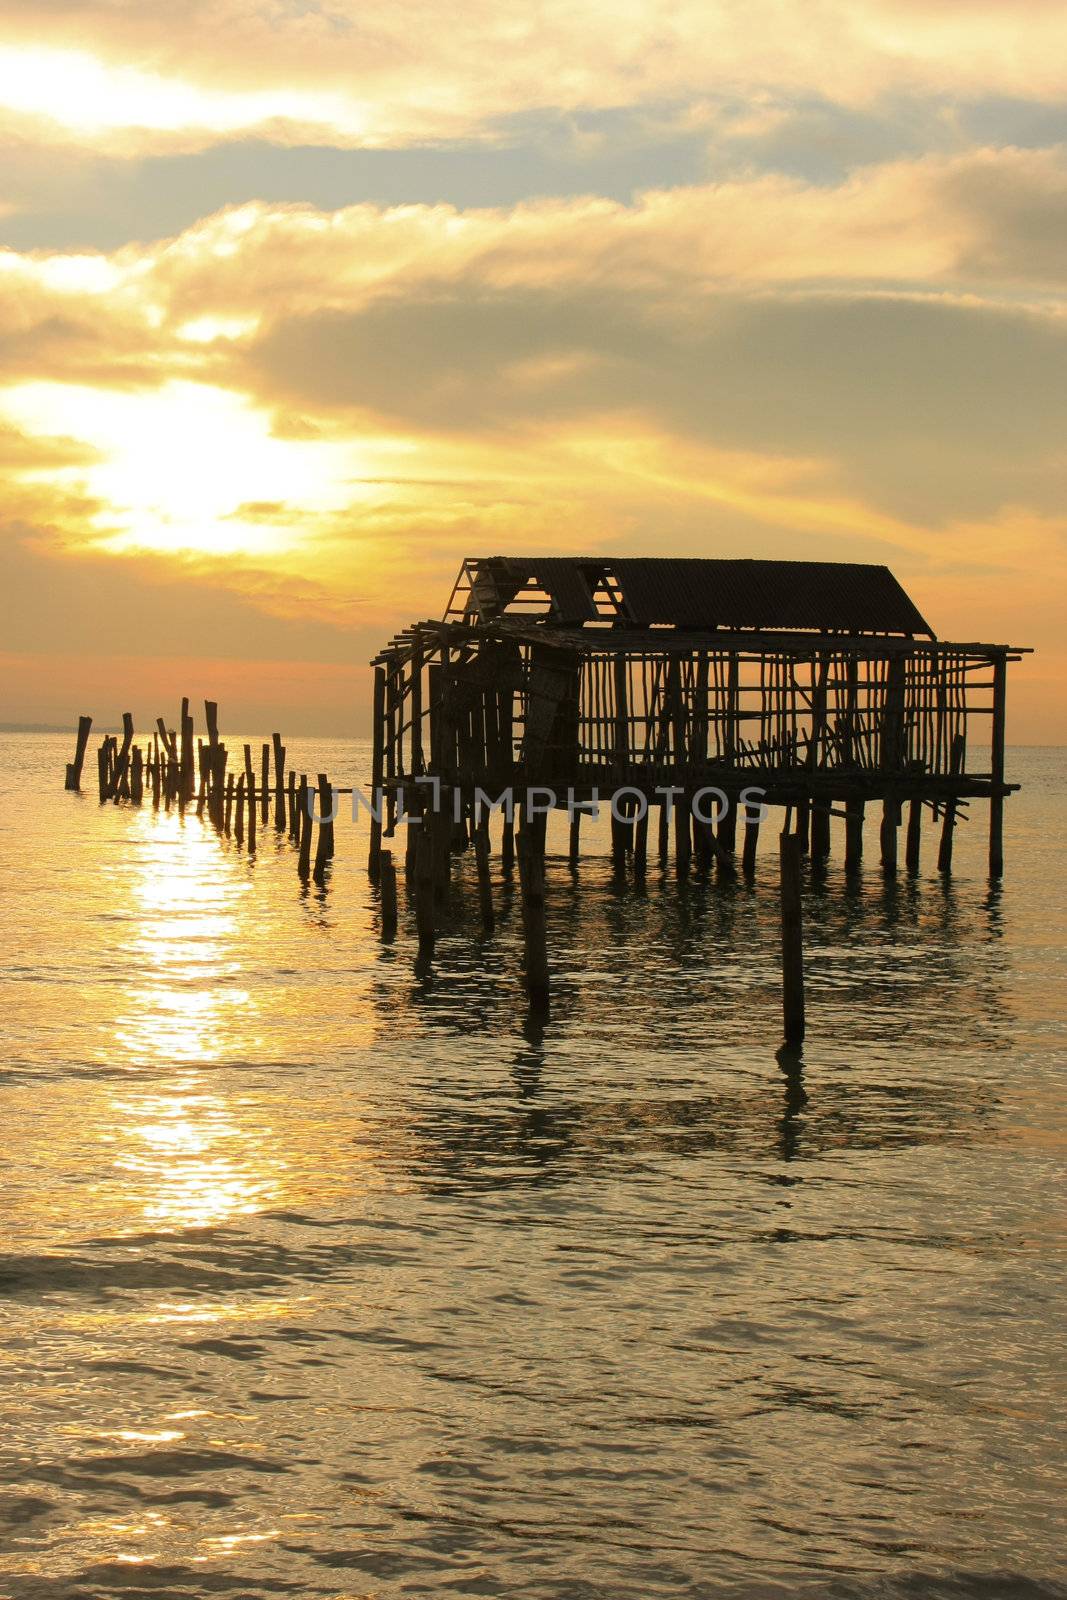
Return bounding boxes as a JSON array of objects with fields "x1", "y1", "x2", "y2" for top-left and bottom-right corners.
[{"x1": 776, "y1": 1042, "x2": 808, "y2": 1163}]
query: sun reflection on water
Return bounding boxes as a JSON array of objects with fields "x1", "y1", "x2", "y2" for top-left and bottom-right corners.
[{"x1": 104, "y1": 812, "x2": 284, "y2": 1229}]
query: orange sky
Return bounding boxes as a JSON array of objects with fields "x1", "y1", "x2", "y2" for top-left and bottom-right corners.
[{"x1": 0, "y1": 2, "x2": 1064, "y2": 738}]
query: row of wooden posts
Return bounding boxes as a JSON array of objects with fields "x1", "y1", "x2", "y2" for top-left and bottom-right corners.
[
  {"x1": 65, "y1": 705, "x2": 337, "y2": 885},
  {"x1": 63, "y1": 701, "x2": 977, "y2": 1043}
]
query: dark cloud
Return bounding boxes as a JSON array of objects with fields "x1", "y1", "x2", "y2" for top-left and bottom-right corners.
[{"x1": 242, "y1": 286, "x2": 1067, "y2": 524}]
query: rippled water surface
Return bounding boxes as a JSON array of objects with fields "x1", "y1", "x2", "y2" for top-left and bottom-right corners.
[{"x1": 1, "y1": 734, "x2": 1064, "y2": 1599}]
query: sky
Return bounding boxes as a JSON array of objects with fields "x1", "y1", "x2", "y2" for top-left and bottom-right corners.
[{"x1": 0, "y1": 1, "x2": 1064, "y2": 737}]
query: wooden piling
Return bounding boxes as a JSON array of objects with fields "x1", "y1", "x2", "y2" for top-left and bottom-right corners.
[
  {"x1": 179, "y1": 698, "x2": 194, "y2": 806},
  {"x1": 938, "y1": 734, "x2": 965, "y2": 873},
  {"x1": 568, "y1": 809, "x2": 581, "y2": 868},
  {"x1": 224, "y1": 772, "x2": 235, "y2": 835},
  {"x1": 368, "y1": 666, "x2": 385, "y2": 881},
  {"x1": 845, "y1": 798, "x2": 865, "y2": 877},
  {"x1": 379, "y1": 849, "x2": 398, "y2": 938},
  {"x1": 273, "y1": 734, "x2": 286, "y2": 830},
  {"x1": 64, "y1": 715, "x2": 93, "y2": 791},
  {"x1": 287, "y1": 771, "x2": 298, "y2": 840},
  {"x1": 313, "y1": 773, "x2": 332, "y2": 884},
  {"x1": 517, "y1": 825, "x2": 550, "y2": 1010},
  {"x1": 130, "y1": 746, "x2": 143, "y2": 805},
  {"x1": 779, "y1": 829, "x2": 805, "y2": 1043},
  {"x1": 151, "y1": 735, "x2": 161, "y2": 809},
  {"x1": 880, "y1": 796, "x2": 900, "y2": 873},
  {"x1": 673, "y1": 794, "x2": 691, "y2": 879},
  {"x1": 905, "y1": 794, "x2": 923, "y2": 874},
  {"x1": 234, "y1": 774, "x2": 245, "y2": 846},
  {"x1": 474, "y1": 817, "x2": 495, "y2": 932},
  {"x1": 243, "y1": 746, "x2": 256, "y2": 853},
  {"x1": 260, "y1": 744, "x2": 270, "y2": 825},
  {"x1": 97, "y1": 741, "x2": 109, "y2": 802},
  {"x1": 297, "y1": 776, "x2": 312, "y2": 878},
  {"x1": 989, "y1": 654, "x2": 1007, "y2": 878},
  {"x1": 501, "y1": 809, "x2": 515, "y2": 875},
  {"x1": 658, "y1": 798, "x2": 669, "y2": 865},
  {"x1": 633, "y1": 806, "x2": 649, "y2": 878},
  {"x1": 741, "y1": 803, "x2": 760, "y2": 876},
  {"x1": 810, "y1": 801, "x2": 831, "y2": 861}
]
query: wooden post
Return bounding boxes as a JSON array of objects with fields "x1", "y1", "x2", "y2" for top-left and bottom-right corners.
[
  {"x1": 112, "y1": 712, "x2": 134, "y2": 801},
  {"x1": 845, "y1": 798, "x2": 864, "y2": 876},
  {"x1": 610, "y1": 808, "x2": 628, "y2": 876},
  {"x1": 741, "y1": 802, "x2": 760, "y2": 876},
  {"x1": 272, "y1": 734, "x2": 286, "y2": 830},
  {"x1": 64, "y1": 715, "x2": 93, "y2": 791},
  {"x1": 287, "y1": 771, "x2": 298, "y2": 840},
  {"x1": 989, "y1": 654, "x2": 1006, "y2": 878},
  {"x1": 517, "y1": 825, "x2": 550, "y2": 1010},
  {"x1": 234, "y1": 774, "x2": 245, "y2": 846},
  {"x1": 938, "y1": 734, "x2": 965, "y2": 873},
  {"x1": 379, "y1": 849, "x2": 398, "y2": 939},
  {"x1": 501, "y1": 809, "x2": 515, "y2": 875},
  {"x1": 810, "y1": 801, "x2": 830, "y2": 860},
  {"x1": 905, "y1": 792, "x2": 923, "y2": 874},
  {"x1": 297, "y1": 776, "x2": 312, "y2": 878},
  {"x1": 130, "y1": 746, "x2": 143, "y2": 805},
  {"x1": 673, "y1": 793, "x2": 691, "y2": 879},
  {"x1": 97, "y1": 741, "x2": 109, "y2": 802},
  {"x1": 368, "y1": 665, "x2": 385, "y2": 881},
  {"x1": 658, "y1": 798, "x2": 669, "y2": 864},
  {"x1": 260, "y1": 744, "x2": 270, "y2": 825},
  {"x1": 243, "y1": 745, "x2": 256, "y2": 853},
  {"x1": 880, "y1": 796, "x2": 899, "y2": 873},
  {"x1": 313, "y1": 773, "x2": 332, "y2": 883},
  {"x1": 474, "y1": 817, "x2": 494, "y2": 932},
  {"x1": 779, "y1": 830, "x2": 805, "y2": 1044},
  {"x1": 210, "y1": 745, "x2": 227, "y2": 831},
  {"x1": 204, "y1": 699, "x2": 219, "y2": 749},
  {"x1": 633, "y1": 806, "x2": 649, "y2": 878},
  {"x1": 568, "y1": 809, "x2": 581, "y2": 867},
  {"x1": 151, "y1": 735, "x2": 161, "y2": 809},
  {"x1": 224, "y1": 772, "x2": 235, "y2": 835},
  {"x1": 179, "y1": 698, "x2": 194, "y2": 806}
]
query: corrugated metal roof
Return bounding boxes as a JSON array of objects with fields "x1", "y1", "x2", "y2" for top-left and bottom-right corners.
[{"x1": 468, "y1": 556, "x2": 932, "y2": 636}]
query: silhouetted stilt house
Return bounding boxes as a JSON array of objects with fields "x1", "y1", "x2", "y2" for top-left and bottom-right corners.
[{"x1": 369, "y1": 555, "x2": 1024, "y2": 877}]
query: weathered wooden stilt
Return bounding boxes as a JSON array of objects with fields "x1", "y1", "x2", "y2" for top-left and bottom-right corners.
[
  {"x1": 260, "y1": 744, "x2": 270, "y2": 825},
  {"x1": 297, "y1": 776, "x2": 312, "y2": 877},
  {"x1": 64, "y1": 715, "x2": 93, "y2": 791},
  {"x1": 568, "y1": 810, "x2": 581, "y2": 867},
  {"x1": 658, "y1": 799, "x2": 669, "y2": 865},
  {"x1": 809, "y1": 802, "x2": 830, "y2": 861},
  {"x1": 674, "y1": 794, "x2": 691, "y2": 879},
  {"x1": 905, "y1": 793, "x2": 923, "y2": 874},
  {"x1": 179, "y1": 698, "x2": 194, "y2": 807},
  {"x1": 796, "y1": 796, "x2": 810, "y2": 854},
  {"x1": 368, "y1": 666, "x2": 385, "y2": 881},
  {"x1": 224, "y1": 772, "x2": 235, "y2": 835},
  {"x1": 501, "y1": 810, "x2": 515, "y2": 875},
  {"x1": 313, "y1": 773, "x2": 332, "y2": 883},
  {"x1": 243, "y1": 746, "x2": 256, "y2": 853},
  {"x1": 287, "y1": 771, "x2": 298, "y2": 840},
  {"x1": 989, "y1": 655, "x2": 1006, "y2": 878},
  {"x1": 845, "y1": 798, "x2": 864, "y2": 876},
  {"x1": 474, "y1": 817, "x2": 494, "y2": 932},
  {"x1": 517, "y1": 825, "x2": 550, "y2": 1010},
  {"x1": 234, "y1": 774, "x2": 245, "y2": 846},
  {"x1": 151, "y1": 735, "x2": 161, "y2": 809},
  {"x1": 273, "y1": 733, "x2": 286, "y2": 830},
  {"x1": 633, "y1": 807, "x2": 649, "y2": 878},
  {"x1": 779, "y1": 829, "x2": 805, "y2": 1043},
  {"x1": 742, "y1": 804, "x2": 760, "y2": 876},
  {"x1": 880, "y1": 796, "x2": 899, "y2": 873},
  {"x1": 97, "y1": 741, "x2": 109, "y2": 802},
  {"x1": 130, "y1": 746, "x2": 143, "y2": 805},
  {"x1": 379, "y1": 849, "x2": 398, "y2": 939}
]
